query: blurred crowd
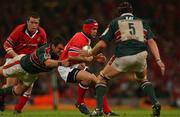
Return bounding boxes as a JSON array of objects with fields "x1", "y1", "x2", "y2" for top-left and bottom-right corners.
[{"x1": 0, "y1": 0, "x2": 180, "y2": 107}]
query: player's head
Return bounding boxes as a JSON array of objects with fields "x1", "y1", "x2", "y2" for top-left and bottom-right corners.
[
  {"x1": 118, "y1": 2, "x2": 133, "y2": 15},
  {"x1": 26, "y1": 12, "x2": 40, "y2": 34},
  {"x1": 82, "y1": 19, "x2": 98, "y2": 38},
  {"x1": 50, "y1": 36, "x2": 66, "y2": 55}
]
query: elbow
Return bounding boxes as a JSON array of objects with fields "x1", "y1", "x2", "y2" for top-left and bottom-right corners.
[
  {"x1": 44, "y1": 60, "x2": 53, "y2": 68},
  {"x1": 100, "y1": 40, "x2": 107, "y2": 48}
]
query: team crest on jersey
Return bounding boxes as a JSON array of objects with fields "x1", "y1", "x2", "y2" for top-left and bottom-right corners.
[{"x1": 37, "y1": 37, "x2": 41, "y2": 42}]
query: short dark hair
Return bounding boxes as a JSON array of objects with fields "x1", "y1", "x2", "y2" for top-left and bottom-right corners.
[
  {"x1": 49, "y1": 36, "x2": 66, "y2": 46},
  {"x1": 26, "y1": 12, "x2": 40, "y2": 21},
  {"x1": 118, "y1": 2, "x2": 133, "y2": 15}
]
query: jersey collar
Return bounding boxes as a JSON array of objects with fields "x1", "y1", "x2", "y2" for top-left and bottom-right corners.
[
  {"x1": 120, "y1": 13, "x2": 133, "y2": 17},
  {"x1": 25, "y1": 29, "x2": 39, "y2": 38},
  {"x1": 81, "y1": 32, "x2": 91, "y2": 45},
  {"x1": 23, "y1": 24, "x2": 39, "y2": 38}
]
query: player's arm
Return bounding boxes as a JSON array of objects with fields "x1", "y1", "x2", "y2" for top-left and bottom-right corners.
[
  {"x1": 94, "y1": 53, "x2": 106, "y2": 63},
  {"x1": 68, "y1": 55, "x2": 93, "y2": 63},
  {"x1": 3, "y1": 32, "x2": 19, "y2": 57},
  {"x1": 147, "y1": 38, "x2": 161, "y2": 61},
  {"x1": 38, "y1": 27, "x2": 47, "y2": 47},
  {"x1": 4, "y1": 47, "x2": 18, "y2": 57},
  {"x1": 147, "y1": 38, "x2": 165, "y2": 75},
  {"x1": 44, "y1": 59, "x2": 68, "y2": 68},
  {"x1": 88, "y1": 40, "x2": 107, "y2": 56}
]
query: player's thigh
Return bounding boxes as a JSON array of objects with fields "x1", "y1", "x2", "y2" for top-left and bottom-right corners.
[
  {"x1": 76, "y1": 70, "x2": 97, "y2": 83},
  {"x1": 6, "y1": 77, "x2": 18, "y2": 86}
]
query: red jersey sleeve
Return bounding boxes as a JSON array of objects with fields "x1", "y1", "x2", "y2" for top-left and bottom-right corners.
[
  {"x1": 3, "y1": 25, "x2": 22, "y2": 52},
  {"x1": 39, "y1": 27, "x2": 47, "y2": 46},
  {"x1": 68, "y1": 33, "x2": 89, "y2": 57}
]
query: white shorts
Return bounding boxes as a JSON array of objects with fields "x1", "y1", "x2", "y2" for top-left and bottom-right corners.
[
  {"x1": 110, "y1": 51, "x2": 148, "y2": 72},
  {"x1": 3, "y1": 55, "x2": 38, "y2": 86},
  {"x1": 57, "y1": 64, "x2": 81, "y2": 83}
]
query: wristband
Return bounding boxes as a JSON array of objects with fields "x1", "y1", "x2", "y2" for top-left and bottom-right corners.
[{"x1": 58, "y1": 61, "x2": 62, "y2": 66}]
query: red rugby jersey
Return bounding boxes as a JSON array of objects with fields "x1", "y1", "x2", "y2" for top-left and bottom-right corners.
[
  {"x1": 60, "y1": 32, "x2": 91, "y2": 64},
  {"x1": 3, "y1": 24, "x2": 47, "y2": 58}
]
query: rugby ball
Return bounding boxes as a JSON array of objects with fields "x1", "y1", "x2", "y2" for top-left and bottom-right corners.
[{"x1": 82, "y1": 45, "x2": 92, "y2": 52}]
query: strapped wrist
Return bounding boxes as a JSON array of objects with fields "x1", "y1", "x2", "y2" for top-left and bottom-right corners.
[
  {"x1": 58, "y1": 61, "x2": 62, "y2": 66},
  {"x1": 156, "y1": 59, "x2": 162, "y2": 64}
]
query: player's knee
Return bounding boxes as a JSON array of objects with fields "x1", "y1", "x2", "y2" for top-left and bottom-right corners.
[
  {"x1": 81, "y1": 73, "x2": 97, "y2": 85},
  {"x1": 134, "y1": 73, "x2": 147, "y2": 84},
  {"x1": 96, "y1": 71, "x2": 110, "y2": 84},
  {"x1": 6, "y1": 78, "x2": 18, "y2": 86},
  {"x1": 12, "y1": 88, "x2": 23, "y2": 96}
]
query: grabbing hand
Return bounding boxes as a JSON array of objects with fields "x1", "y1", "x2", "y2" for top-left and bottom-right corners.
[
  {"x1": 95, "y1": 53, "x2": 106, "y2": 63},
  {"x1": 61, "y1": 59, "x2": 70, "y2": 67},
  {"x1": 84, "y1": 56, "x2": 94, "y2": 62},
  {"x1": 79, "y1": 50, "x2": 91, "y2": 57}
]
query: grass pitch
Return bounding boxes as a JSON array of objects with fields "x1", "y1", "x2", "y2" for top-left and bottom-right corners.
[{"x1": 1, "y1": 108, "x2": 180, "y2": 117}]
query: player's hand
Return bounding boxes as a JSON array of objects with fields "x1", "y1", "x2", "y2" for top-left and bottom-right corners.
[
  {"x1": 79, "y1": 50, "x2": 91, "y2": 57},
  {"x1": 77, "y1": 63, "x2": 86, "y2": 70},
  {"x1": 157, "y1": 60, "x2": 165, "y2": 76},
  {"x1": 95, "y1": 53, "x2": 106, "y2": 63},
  {"x1": 84, "y1": 56, "x2": 94, "y2": 62},
  {"x1": 61, "y1": 59, "x2": 70, "y2": 67}
]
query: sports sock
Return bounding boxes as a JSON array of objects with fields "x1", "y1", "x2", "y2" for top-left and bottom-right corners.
[
  {"x1": 141, "y1": 82, "x2": 159, "y2": 105},
  {"x1": 77, "y1": 83, "x2": 88, "y2": 104},
  {"x1": 0, "y1": 95, "x2": 5, "y2": 108},
  {"x1": 102, "y1": 96, "x2": 111, "y2": 113},
  {"x1": 15, "y1": 96, "x2": 28, "y2": 112},
  {"x1": 0, "y1": 86, "x2": 13, "y2": 96},
  {"x1": 95, "y1": 84, "x2": 107, "y2": 110}
]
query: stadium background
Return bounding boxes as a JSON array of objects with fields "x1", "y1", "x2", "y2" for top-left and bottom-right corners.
[{"x1": 0, "y1": 0, "x2": 179, "y2": 109}]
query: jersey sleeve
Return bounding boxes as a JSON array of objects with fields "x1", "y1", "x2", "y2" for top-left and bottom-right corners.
[
  {"x1": 100, "y1": 20, "x2": 115, "y2": 42},
  {"x1": 68, "y1": 46, "x2": 81, "y2": 57},
  {"x1": 38, "y1": 47, "x2": 51, "y2": 64},
  {"x1": 143, "y1": 21, "x2": 155, "y2": 40},
  {"x1": 68, "y1": 35, "x2": 88, "y2": 57},
  {"x1": 3, "y1": 26, "x2": 20, "y2": 52},
  {"x1": 39, "y1": 27, "x2": 47, "y2": 46}
]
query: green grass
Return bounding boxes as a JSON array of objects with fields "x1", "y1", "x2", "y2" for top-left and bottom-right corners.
[{"x1": 1, "y1": 109, "x2": 180, "y2": 117}]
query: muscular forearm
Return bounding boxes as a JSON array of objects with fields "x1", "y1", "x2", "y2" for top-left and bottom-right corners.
[
  {"x1": 147, "y1": 39, "x2": 161, "y2": 61},
  {"x1": 44, "y1": 59, "x2": 62, "y2": 68},
  {"x1": 7, "y1": 49, "x2": 18, "y2": 57},
  {"x1": 68, "y1": 56, "x2": 91, "y2": 63},
  {"x1": 90, "y1": 40, "x2": 107, "y2": 56}
]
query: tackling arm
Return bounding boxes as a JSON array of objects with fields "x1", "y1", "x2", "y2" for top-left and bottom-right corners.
[
  {"x1": 68, "y1": 55, "x2": 93, "y2": 63},
  {"x1": 44, "y1": 59, "x2": 67, "y2": 68}
]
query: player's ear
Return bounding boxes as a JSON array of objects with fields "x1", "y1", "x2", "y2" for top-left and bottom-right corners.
[
  {"x1": 26, "y1": 20, "x2": 29, "y2": 25},
  {"x1": 51, "y1": 44, "x2": 55, "y2": 50}
]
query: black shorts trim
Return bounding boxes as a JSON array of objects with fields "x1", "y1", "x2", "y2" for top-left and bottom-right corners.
[{"x1": 66, "y1": 68, "x2": 81, "y2": 83}]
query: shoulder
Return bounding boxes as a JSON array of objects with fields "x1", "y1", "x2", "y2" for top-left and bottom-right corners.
[
  {"x1": 70, "y1": 32, "x2": 88, "y2": 46},
  {"x1": 13, "y1": 24, "x2": 25, "y2": 32},
  {"x1": 38, "y1": 26, "x2": 46, "y2": 34},
  {"x1": 72, "y1": 32, "x2": 86, "y2": 41}
]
